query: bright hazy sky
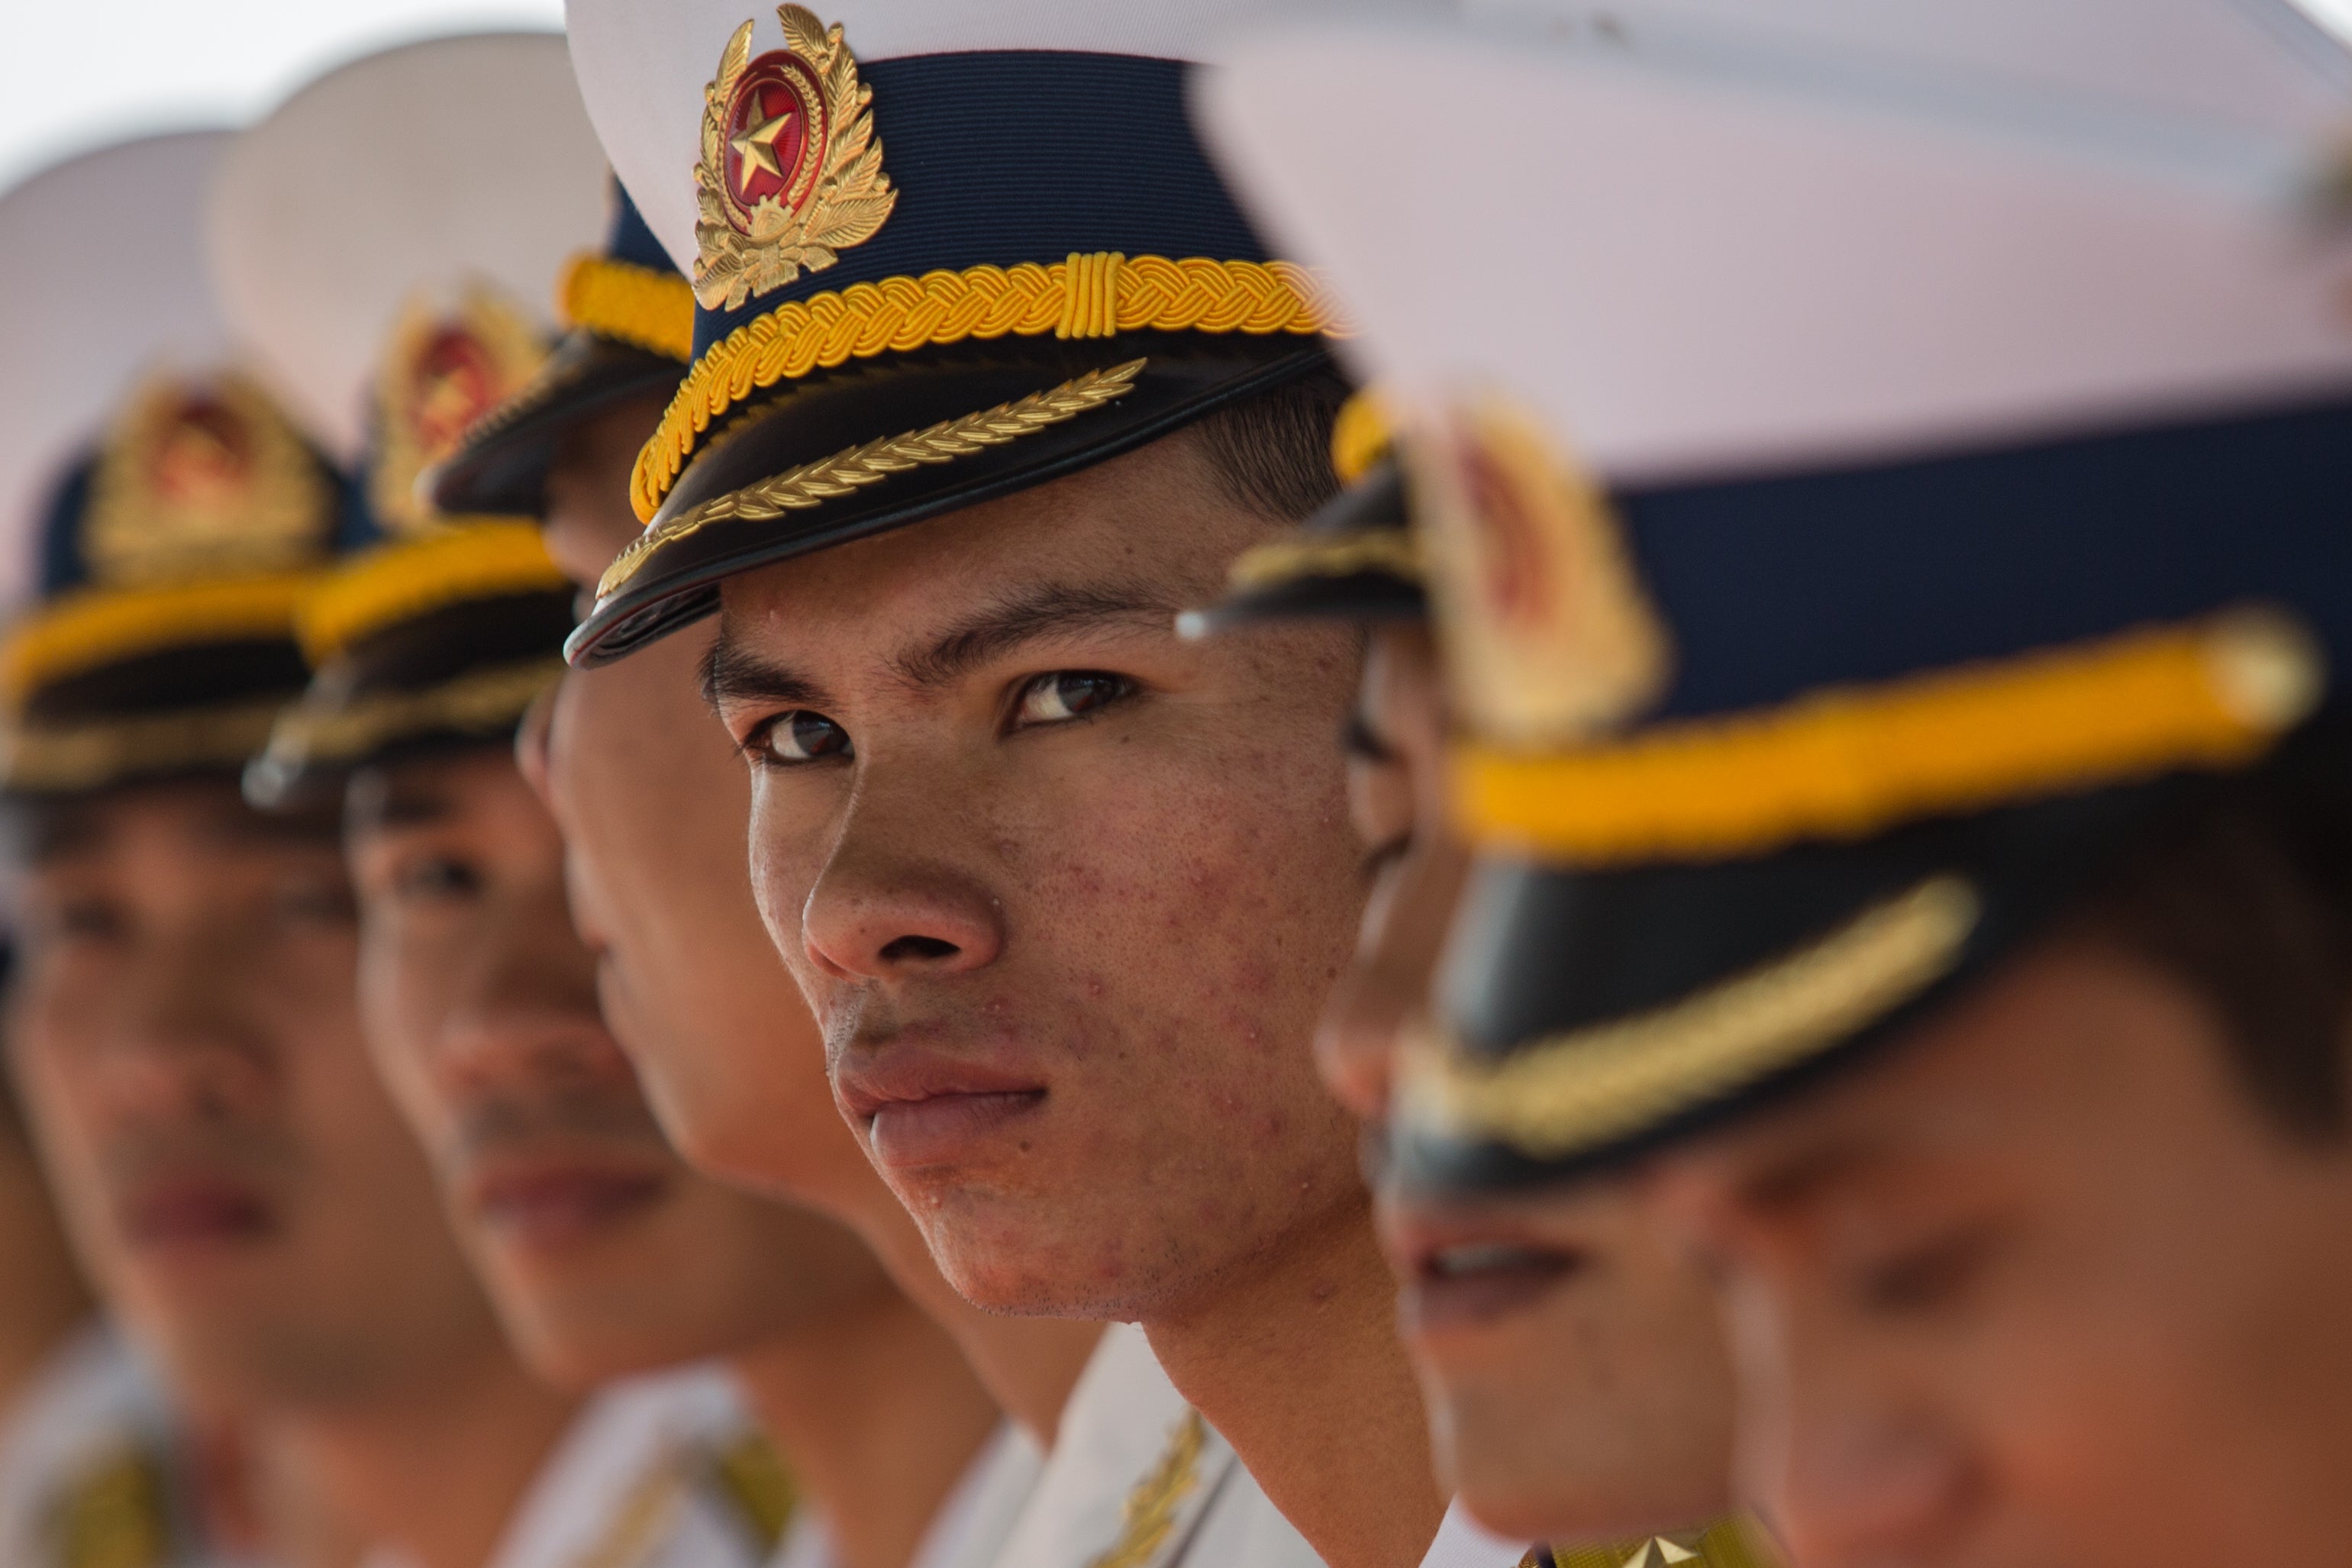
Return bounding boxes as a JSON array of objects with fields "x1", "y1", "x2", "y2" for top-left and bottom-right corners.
[
  {"x1": 0, "y1": 0, "x2": 567, "y2": 199},
  {"x1": 6, "y1": 0, "x2": 2352, "y2": 200}
]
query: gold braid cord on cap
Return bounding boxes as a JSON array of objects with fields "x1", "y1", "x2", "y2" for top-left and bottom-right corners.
[
  {"x1": 1398, "y1": 876, "x2": 1983, "y2": 1163},
  {"x1": 1452, "y1": 608, "x2": 2326, "y2": 866},
  {"x1": 1, "y1": 575, "x2": 315, "y2": 705},
  {"x1": 601, "y1": 358, "x2": 1146, "y2": 598},
  {"x1": 298, "y1": 524, "x2": 568, "y2": 666},
  {"x1": 560, "y1": 253, "x2": 696, "y2": 363},
  {"x1": 632, "y1": 255, "x2": 1339, "y2": 521},
  {"x1": 1327, "y1": 387, "x2": 1395, "y2": 486}
]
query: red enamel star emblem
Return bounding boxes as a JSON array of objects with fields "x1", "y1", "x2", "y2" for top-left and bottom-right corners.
[
  {"x1": 693, "y1": 7, "x2": 896, "y2": 311},
  {"x1": 721, "y1": 51, "x2": 828, "y2": 227}
]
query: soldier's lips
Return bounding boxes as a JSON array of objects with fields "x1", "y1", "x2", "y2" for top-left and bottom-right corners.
[
  {"x1": 465, "y1": 1157, "x2": 669, "y2": 1250},
  {"x1": 118, "y1": 1173, "x2": 279, "y2": 1253},
  {"x1": 837, "y1": 1049, "x2": 1048, "y2": 1171},
  {"x1": 1382, "y1": 1203, "x2": 1589, "y2": 1344}
]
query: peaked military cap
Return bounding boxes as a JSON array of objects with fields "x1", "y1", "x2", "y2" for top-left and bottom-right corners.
[
  {"x1": 556, "y1": 0, "x2": 1450, "y2": 666},
  {"x1": 206, "y1": 34, "x2": 608, "y2": 806},
  {"x1": 1203, "y1": 2, "x2": 2352, "y2": 1191},
  {"x1": 0, "y1": 131, "x2": 363, "y2": 798},
  {"x1": 427, "y1": 179, "x2": 696, "y2": 519},
  {"x1": 1178, "y1": 391, "x2": 1424, "y2": 638}
]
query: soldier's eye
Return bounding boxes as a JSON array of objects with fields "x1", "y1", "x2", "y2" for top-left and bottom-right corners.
[
  {"x1": 49, "y1": 896, "x2": 127, "y2": 945},
  {"x1": 395, "y1": 857, "x2": 481, "y2": 904},
  {"x1": 752, "y1": 711, "x2": 853, "y2": 766},
  {"x1": 1857, "y1": 1216, "x2": 2013, "y2": 1318},
  {"x1": 1012, "y1": 672, "x2": 1133, "y2": 728},
  {"x1": 273, "y1": 872, "x2": 357, "y2": 930}
]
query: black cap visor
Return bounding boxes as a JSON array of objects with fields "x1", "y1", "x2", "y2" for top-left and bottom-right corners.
[
  {"x1": 427, "y1": 333, "x2": 686, "y2": 520},
  {"x1": 567, "y1": 332, "x2": 1332, "y2": 666}
]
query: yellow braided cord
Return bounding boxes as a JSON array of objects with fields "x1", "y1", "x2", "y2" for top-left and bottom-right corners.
[
  {"x1": 559, "y1": 253, "x2": 695, "y2": 363},
  {"x1": 631, "y1": 253, "x2": 1342, "y2": 521},
  {"x1": 1328, "y1": 388, "x2": 1395, "y2": 486},
  {"x1": 1452, "y1": 609, "x2": 2325, "y2": 866},
  {"x1": 2, "y1": 575, "x2": 315, "y2": 705},
  {"x1": 298, "y1": 523, "x2": 567, "y2": 666}
]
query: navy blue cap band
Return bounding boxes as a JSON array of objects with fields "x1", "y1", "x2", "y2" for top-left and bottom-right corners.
[
  {"x1": 692, "y1": 51, "x2": 1273, "y2": 357},
  {"x1": 1621, "y1": 391, "x2": 2352, "y2": 725}
]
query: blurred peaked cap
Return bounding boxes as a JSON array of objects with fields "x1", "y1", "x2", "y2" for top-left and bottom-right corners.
[
  {"x1": 1457, "y1": 0, "x2": 2352, "y2": 145},
  {"x1": 1199, "y1": 15, "x2": 2352, "y2": 488},
  {"x1": 1194, "y1": 8, "x2": 2352, "y2": 1189},
  {"x1": 0, "y1": 130, "x2": 237, "y2": 612},
  {"x1": 208, "y1": 31, "x2": 611, "y2": 463},
  {"x1": 1179, "y1": 456, "x2": 1424, "y2": 637},
  {"x1": 564, "y1": 0, "x2": 1460, "y2": 284}
]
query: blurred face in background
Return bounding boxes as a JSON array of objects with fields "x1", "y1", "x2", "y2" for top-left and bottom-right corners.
[
  {"x1": 1321, "y1": 621, "x2": 1737, "y2": 1544},
  {"x1": 1647, "y1": 932, "x2": 2352, "y2": 1568},
  {"x1": 6, "y1": 779, "x2": 504, "y2": 1413},
  {"x1": 345, "y1": 743, "x2": 890, "y2": 1389},
  {"x1": 530, "y1": 395, "x2": 904, "y2": 1228}
]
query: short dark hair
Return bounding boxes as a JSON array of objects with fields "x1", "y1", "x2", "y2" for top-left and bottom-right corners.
[
  {"x1": 1191, "y1": 369, "x2": 1351, "y2": 526},
  {"x1": 2074, "y1": 721, "x2": 2352, "y2": 1141}
]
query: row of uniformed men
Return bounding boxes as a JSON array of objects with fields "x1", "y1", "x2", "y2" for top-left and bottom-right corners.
[{"x1": 4, "y1": 2, "x2": 2352, "y2": 1566}]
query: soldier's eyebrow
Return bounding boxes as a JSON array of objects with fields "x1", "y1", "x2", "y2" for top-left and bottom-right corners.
[
  {"x1": 1736, "y1": 1134, "x2": 1888, "y2": 1215},
  {"x1": 702, "y1": 635, "x2": 836, "y2": 716},
  {"x1": 13, "y1": 801, "x2": 100, "y2": 865},
  {"x1": 211, "y1": 803, "x2": 344, "y2": 850},
  {"x1": 888, "y1": 579, "x2": 1179, "y2": 692},
  {"x1": 343, "y1": 768, "x2": 454, "y2": 837}
]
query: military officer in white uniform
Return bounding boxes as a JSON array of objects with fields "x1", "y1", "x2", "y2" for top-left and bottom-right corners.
[
  {"x1": 0, "y1": 1047, "x2": 227, "y2": 1568},
  {"x1": 0, "y1": 124, "x2": 597, "y2": 1568},
  {"x1": 547, "y1": 2, "x2": 1528, "y2": 1565},
  {"x1": 208, "y1": 32, "x2": 1020, "y2": 1568},
  {"x1": 1202, "y1": 5, "x2": 2352, "y2": 1566}
]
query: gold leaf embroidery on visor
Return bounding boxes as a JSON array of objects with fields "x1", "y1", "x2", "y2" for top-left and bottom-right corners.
[
  {"x1": 598, "y1": 357, "x2": 1146, "y2": 600},
  {"x1": 257, "y1": 657, "x2": 566, "y2": 774},
  {"x1": 1396, "y1": 876, "x2": 1983, "y2": 1163},
  {"x1": 1222, "y1": 526, "x2": 1422, "y2": 592}
]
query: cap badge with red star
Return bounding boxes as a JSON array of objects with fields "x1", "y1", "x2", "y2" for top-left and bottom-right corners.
[
  {"x1": 370, "y1": 289, "x2": 549, "y2": 532},
  {"x1": 693, "y1": 5, "x2": 896, "y2": 311},
  {"x1": 82, "y1": 372, "x2": 335, "y2": 587}
]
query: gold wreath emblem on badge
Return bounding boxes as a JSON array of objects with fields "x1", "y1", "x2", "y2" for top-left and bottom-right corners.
[
  {"x1": 694, "y1": 6, "x2": 896, "y2": 312},
  {"x1": 371, "y1": 289, "x2": 549, "y2": 534},
  {"x1": 82, "y1": 372, "x2": 332, "y2": 588},
  {"x1": 1407, "y1": 395, "x2": 1673, "y2": 748}
]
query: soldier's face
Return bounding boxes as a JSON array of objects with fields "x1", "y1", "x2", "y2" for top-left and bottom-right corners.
[
  {"x1": 344, "y1": 746, "x2": 887, "y2": 1389},
  {"x1": 1647, "y1": 942, "x2": 2352, "y2": 1568},
  {"x1": 709, "y1": 431, "x2": 1371, "y2": 1319},
  {"x1": 5, "y1": 779, "x2": 502, "y2": 1412},
  {"x1": 1330, "y1": 625, "x2": 1737, "y2": 1543},
  {"x1": 533, "y1": 395, "x2": 899, "y2": 1225}
]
